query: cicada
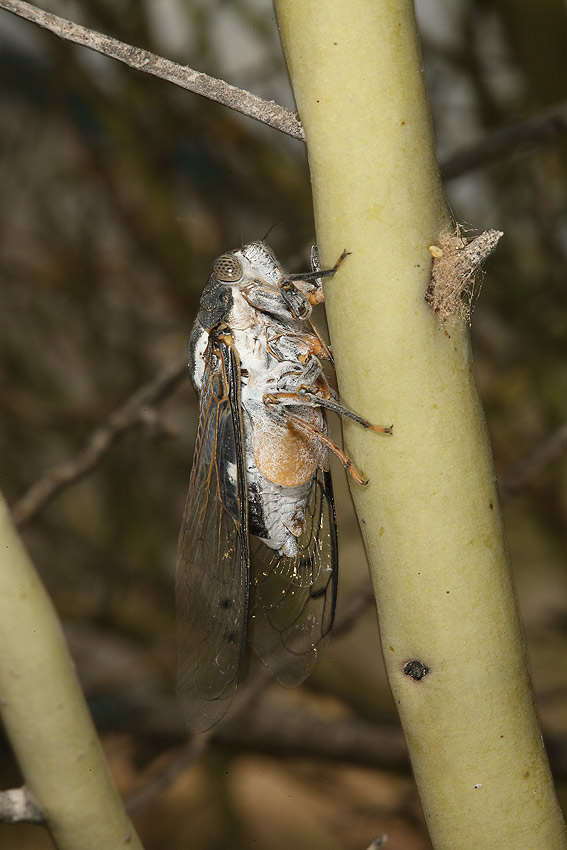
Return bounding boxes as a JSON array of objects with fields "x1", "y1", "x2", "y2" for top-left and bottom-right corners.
[{"x1": 176, "y1": 241, "x2": 391, "y2": 731}]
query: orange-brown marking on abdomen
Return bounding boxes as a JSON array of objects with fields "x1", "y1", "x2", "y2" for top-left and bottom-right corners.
[{"x1": 252, "y1": 410, "x2": 326, "y2": 487}]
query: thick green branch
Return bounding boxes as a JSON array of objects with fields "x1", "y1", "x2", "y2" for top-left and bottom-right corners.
[
  {"x1": 0, "y1": 495, "x2": 143, "y2": 850},
  {"x1": 275, "y1": 1, "x2": 567, "y2": 848}
]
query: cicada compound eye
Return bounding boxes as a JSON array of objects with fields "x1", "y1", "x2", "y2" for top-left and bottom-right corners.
[{"x1": 213, "y1": 254, "x2": 243, "y2": 283}]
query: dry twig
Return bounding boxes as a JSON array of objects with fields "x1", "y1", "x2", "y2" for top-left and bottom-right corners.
[
  {"x1": 125, "y1": 734, "x2": 211, "y2": 816},
  {"x1": 0, "y1": 0, "x2": 304, "y2": 140},
  {"x1": 499, "y1": 422, "x2": 567, "y2": 500},
  {"x1": 215, "y1": 696, "x2": 406, "y2": 769},
  {"x1": 440, "y1": 99, "x2": 567, "y2": 180},
  {"x1": 12, "y1": 355, "x2": 187, "y2": 528},
  {"x1": 364, "y1": 838, "x2": 388, "y2": 850}
]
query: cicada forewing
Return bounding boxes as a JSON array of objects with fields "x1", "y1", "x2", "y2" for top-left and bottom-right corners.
[
  {"x1": 176, "y1": 335, "x2": 250, "y2": 732},
  {"x1": 249, "y1": 468, "x2": 338, "y2": 687}
]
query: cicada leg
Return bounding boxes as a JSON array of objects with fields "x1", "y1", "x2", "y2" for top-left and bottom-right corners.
[
  {"x1": 305, "y1": 318, "x2": 333, "y2": 364},
  {"x1": 265, "y1": 388, "x2": 393, "y2": 435},
  {"x1": 263, "y1": 393, "x2": 370, "y2": 486},
  {"x1": 297, "y1": 389, "x2": 393, "y2": 434},
  {"x1": 284, "y1": 248, "x2": 350, "y2": 292},
  {"x1": 278, "y1": 249, "x2": 349, "y2": 364}
]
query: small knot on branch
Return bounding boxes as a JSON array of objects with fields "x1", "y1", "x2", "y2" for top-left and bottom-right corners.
[
  {"x1": 0, "y1": 787, "x2": 44, "y2": 824},
  {"x1": 425, "y1": 227, "x2": 503, "y2": 323}
]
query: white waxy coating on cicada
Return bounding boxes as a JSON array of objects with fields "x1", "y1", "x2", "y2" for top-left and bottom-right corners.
[{"x1": 189, "y1": 241, "x2": 328, "y2": 557}]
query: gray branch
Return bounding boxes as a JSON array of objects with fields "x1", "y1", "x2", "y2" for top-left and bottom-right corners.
[
  {"x1": 0, "y1": 0, "x2": 304, "y2": 140},
  {"x1": 11, "y1": 355, "x2": 187, "y2": 529},
  {"x1": 2, "y1": 0, "x2": 567, "y2": 172}
]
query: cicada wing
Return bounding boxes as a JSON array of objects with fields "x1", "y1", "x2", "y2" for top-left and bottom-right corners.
[
  {"x1": 176, "y1": 339, "x2": 249, "y2": 732},
  {"x1": 249, "y1": 469, "x2": 338, "y2": 687}
]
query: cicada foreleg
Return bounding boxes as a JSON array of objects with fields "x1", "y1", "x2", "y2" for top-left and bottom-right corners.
[
  {"x1": 282, "y1": 247, "x2": 349, "y2": 308},
  {"x1": 276, "y1": 248, "x2": 349, "y2": 362}
]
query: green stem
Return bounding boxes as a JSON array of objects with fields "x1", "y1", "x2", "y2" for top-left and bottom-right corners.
[
  {"x1": 275, "y1": 1, "x2": 567, "y2": 847},
  {"x1": 0, "y1": 495, "x2": 143, "y2": 850}
]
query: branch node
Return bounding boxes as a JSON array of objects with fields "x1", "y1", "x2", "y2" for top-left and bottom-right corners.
[
  {"x1": 425, "y1": 227, "x2": 503, "y2": 324},
  {"x1": 0, "y1": 787, "x2": 45, "y2": 824}
]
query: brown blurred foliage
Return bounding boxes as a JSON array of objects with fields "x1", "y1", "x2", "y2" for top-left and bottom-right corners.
[{"x1": 0, "y1": 1, "x2": 566, "y2": 848}]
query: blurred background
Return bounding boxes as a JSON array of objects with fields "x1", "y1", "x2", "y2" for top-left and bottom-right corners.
[{"x1": 0, "y1": 0, "x2": 566, "y2": 847}]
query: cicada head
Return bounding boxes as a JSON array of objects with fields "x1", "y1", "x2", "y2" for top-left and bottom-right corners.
[{"x1": 209, "y1": 241, "x2": 281, "y2": 286}]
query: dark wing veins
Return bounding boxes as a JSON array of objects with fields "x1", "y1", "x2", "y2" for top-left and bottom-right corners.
[{"x1": 176, "y1": 330, "x2": 249, "y2": 732}]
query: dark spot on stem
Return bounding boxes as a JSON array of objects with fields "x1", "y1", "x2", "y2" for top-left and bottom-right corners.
[{"x1": 403, "y1": 659, "x2": 430, "y2": 681}]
